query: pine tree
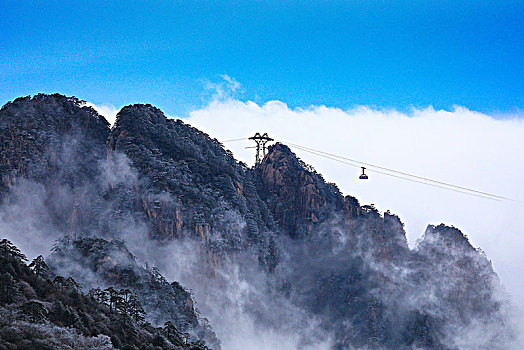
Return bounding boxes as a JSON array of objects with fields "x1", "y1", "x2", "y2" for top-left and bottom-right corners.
[
  {"x1": 53, "y1": 275, "x2": 66, "y2": 287},
  {"x1": 121, "y1": 288, "x2": 132, "y2": 304},
  {"x1": 163, "y1": 321, "x2": 185, "y2": 346},
  {"x1": 128, "y1": 293, "x2": 146, "y2": 323},
  {"x1": 150, "y1": 267, "x2": 164, "y2": 282},
  {"x1": 22, "y1": 300, "x2": 48, "y2": 323},
  {"x1": 115, "y1": 288, "x2": 130, "y2": 315},
  {"x1": 28, "y1": 255, "x2": 49, "y2": 278},
  {"x1": 0, "y1": 272, "x2": 19, "y2": 304},
  {"x1": 0, "y1": 239, "x2": 27, "y2": 262},
  {"x1": 105, "y1": 287, "x2": 118, "y2": 313},
  {"x1": 88, "y1": 287, "x2": 108, "y2": 304},
  {"x1": 64, "y1": 276, "x2": 81, "y2": 290}
]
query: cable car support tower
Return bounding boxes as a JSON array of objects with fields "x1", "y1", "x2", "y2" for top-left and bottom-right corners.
[{"x1": 249, "y1": 133, "x2": 274, "y2": 164}]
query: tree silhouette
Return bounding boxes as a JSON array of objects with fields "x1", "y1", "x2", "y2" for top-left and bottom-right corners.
[
  {"x1": 28, "y1": 255, "x2": 49, "y2": 278},
  {"x1": 0, "y1": 239, "x2": 27, "y2": 262},
  {"x1": 88, "y1": 287, "x2": 108, "y2": 304},
  {"x1": 163, "y1": 320, "x2": 185, "y2": 346},
  {"x1": 105, "y1": 287, "x2": 118, "y2": 314},
  {"x1": 114, "y1": 288, "x2": 129, "y2": 315},
  {"x1": 0, "y1": 272, "x2": 19, "y2": 304},
  {"x1": 22, "y1": 300, "x2": 48, "y2": 323},
  {"x1": 128, "y1": 293, "x2": 146, "y2": 323}
]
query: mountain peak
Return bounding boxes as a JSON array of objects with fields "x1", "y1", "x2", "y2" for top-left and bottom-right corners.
[
  {"x1": 116, "y1": 103, "x2": 167, "y2": 127},
  {"x1": 417, "y1": 223, "x2": 476, "y2": 254},
  {"x1": 0, "y1": 93, "x2": 110, "y2": 194},
  {"x1": 256, "y1": 142, "x2": 346, "y2": 238},
  {"x1": 1, "y1": 93, "x2": 109, "y2": 128}
]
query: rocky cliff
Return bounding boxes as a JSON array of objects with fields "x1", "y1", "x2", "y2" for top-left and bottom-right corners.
[
  {"x1": 0, "y1": 94, "x2": 221, "y2": 348},
  {"x1": 0, "y1": 238, "x2": 213, "y2": 350},
  {"x1": 0, "y1": 94, "x2": 108, "y2": 192},
  {"x1": 48, "y1": 235, "x2": 220, "y2": 349}
]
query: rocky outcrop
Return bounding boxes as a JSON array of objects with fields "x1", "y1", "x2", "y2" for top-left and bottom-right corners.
[
  {"x1": 255, "y1": 143, "x2": 343, "y2": 238},
  {"x1": 415, "y1": 224, "x2": 504, "y2": 321},
  {"x1": 107, "y1": 104, "x2": 277, "y2": 265},
  {"x1": 0, "y1": 94, "x2": 112, "y2": 235},
  {"x1": 253, "y1": 138, "x2": 510, "y2": 349},
  {"x1": 0, "y1": 95, "x2": 222, "y2": 349},
  {"x1": 48, "y1": 235, "x2": 221, "y2": 349},
  {"x1": 256, "y1": 143, "x2": 410, "y2": 259},
  {"x1": 0, "y1": 94, "x2": 109, "y2": 192}
]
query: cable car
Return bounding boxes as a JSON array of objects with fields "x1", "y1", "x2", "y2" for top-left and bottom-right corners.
[{"x1": 359, "y1": 167, "x2": 368, "y2": 180}]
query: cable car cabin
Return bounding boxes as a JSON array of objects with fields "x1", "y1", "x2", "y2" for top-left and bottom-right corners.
[{"x1": 359, "y1": 167, "x2": 368, "y2": 180}]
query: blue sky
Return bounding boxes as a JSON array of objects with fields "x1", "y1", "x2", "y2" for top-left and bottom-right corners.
[
  {"x1": 1, "y1": 0, "x2": 523, "y2": 116},
  {"x1": 2, "y1": 0, "x2": 524, "y2": 324}
]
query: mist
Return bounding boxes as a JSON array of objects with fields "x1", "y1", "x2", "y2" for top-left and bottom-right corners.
[
  {"x1": 1, "y1": 94, "x2": 522, "y2": 349},
  {"x1": 186, "y1": 99, "x2": 524, "y2": 311},
  {"x1": 0, "y1": 125, "x2": 329, "y2": 349}
]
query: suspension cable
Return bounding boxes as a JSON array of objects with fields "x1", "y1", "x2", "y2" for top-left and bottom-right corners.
[
  {"x1": 221, "y1": 137, "x2": 249, "y2": 143},
  {"x1": 287, "y1": 142, "x2": 510, "y2": 201},
  {"x1": 219, "y1": 135, "x2": 516, "y2": 203},
  {"x1": 290, "y1": 144, "x2": 502, "y2": 202}
]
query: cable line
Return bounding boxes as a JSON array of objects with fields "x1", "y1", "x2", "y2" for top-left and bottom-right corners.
[
  {"x1": 221, "y1": 137, "x2": 249, "y2": 143},
  {"x1": 221, "y1": 134, "x2": 517, "y2": 203},
  {"x1": 290, "y1": 144, "x2": 502, "y2": 202},
  {"x1": 286, "y1": 141, "x2": 510, "y2": 201}
]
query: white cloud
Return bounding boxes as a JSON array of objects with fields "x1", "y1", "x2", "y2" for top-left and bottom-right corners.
[
  {"x1": 83, "y1": 101, "x2": 119, "y2": 126},
  {"x1": 186, "y1": 99, "x2": 524, "y2": 311},
  {"x1": 203, "y1": 75, "x2": 243, "y2": 101},
  {"x1": 220, "y1": 74, "x2": 241, "y2": 93}
]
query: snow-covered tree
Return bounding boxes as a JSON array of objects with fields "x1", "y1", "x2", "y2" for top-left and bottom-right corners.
[
  {"x1": 28, "y1": 255, "x2": 49, "y2": 278},
  {"x1": 0, "y1": 239, "x2": 27, "y2": 262},
  {"x1": 0, "y1": 272, "x2": 19, "y2": 304},
  {"x1": 22, "y1": 300, "x2": 48, "y2": 323},
  {"x1": 129, "y1": 293, "x2": 146, "y2": 323}
]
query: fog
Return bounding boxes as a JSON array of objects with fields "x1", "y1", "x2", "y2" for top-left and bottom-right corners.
[
  {"x1": 1, "y1": 94, "x2": 522, "y2": 349},
  {"x1": 117, "y1": 225, "x2": 333, "y2": 350},
  {"x1": 186, "y1": 99, "x2": 524, "y2": 310}
]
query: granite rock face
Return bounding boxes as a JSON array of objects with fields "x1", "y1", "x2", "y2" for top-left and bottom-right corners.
[
  {"x1": 108, "y1": 104, "x2": 276, "y2": 248},
  {"x1": 0, "y1": 94, "x2": 109, "y2": 192}
]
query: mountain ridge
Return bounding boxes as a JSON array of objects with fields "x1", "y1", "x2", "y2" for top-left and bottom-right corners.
[{"x1": 0, "y1": 93, "x2": 515, "y2": 349}]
